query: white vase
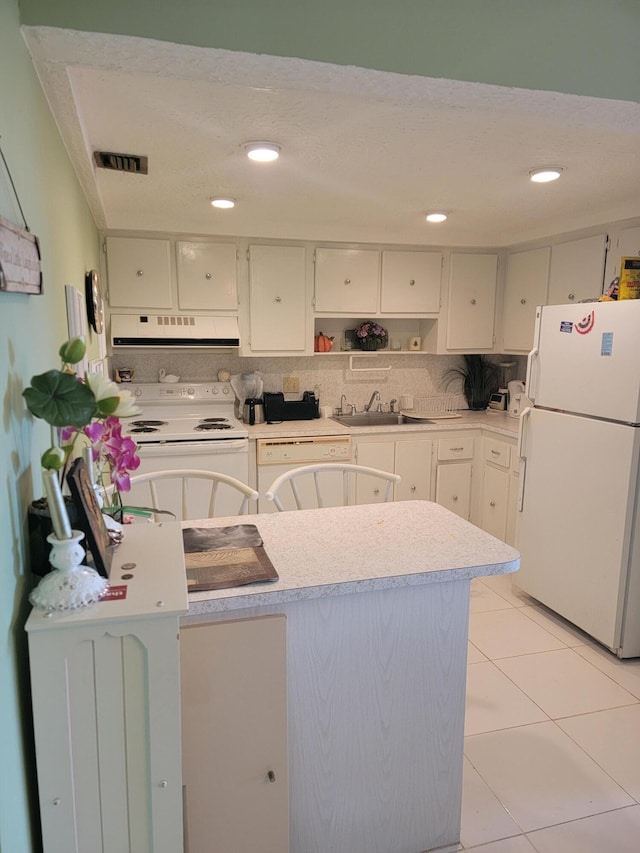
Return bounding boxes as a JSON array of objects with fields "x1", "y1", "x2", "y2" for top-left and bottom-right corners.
[{"x1": 29, "y1": 530, "x2": 109, "y2": 611}]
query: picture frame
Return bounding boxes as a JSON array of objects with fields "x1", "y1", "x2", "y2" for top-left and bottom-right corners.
[{"x1": 66, "y1": 457, "x2": 113, "y2": 577}]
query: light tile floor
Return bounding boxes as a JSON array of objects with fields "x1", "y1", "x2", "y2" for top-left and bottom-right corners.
[{"x1": 457, "y1": 573, "x2": 640, "y2": 852}]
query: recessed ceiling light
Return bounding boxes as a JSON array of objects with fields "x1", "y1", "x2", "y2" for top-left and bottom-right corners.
[
  {"x1": 529, "y1": 167, "x2": 563, "y2": 183},
  {"x1": 210, "y1": 197, "x2": 236, "y2": 209},
  {"x1": 425, "y1": 211, "x2": 448, "y2": 223},
  {"x1": 244, "y1": 142, "x2": 281, "y2": 162}
]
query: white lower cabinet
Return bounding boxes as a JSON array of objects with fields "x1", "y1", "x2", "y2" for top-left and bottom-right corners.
[
  {"x1": 434, "y1": 435, "x2": 474, "y2": 520},
  {"x1": 181, "y1": 615, "x2": 288, "y2": 853},
  {"x1": 354, "y1": 436, "x2": 432, "y2": 503},
  {"x1": 479, "y1": 435, "x2": 519, "y2": 545}
]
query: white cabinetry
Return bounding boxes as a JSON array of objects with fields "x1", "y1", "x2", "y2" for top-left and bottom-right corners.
[
  {"x1": 106, "y1": 236, "x2": 173, "y2": 309},
  {"x1": 446, "y1": 253, "x2": 497, "y2": 350},
  {"x1": 434, "y1": 435, "x2": 474, "y2": 520},
  {"x1": 248, "y1": 244, "x2": 308, "y2": 352},
  {"x1": 478, "y1": 434, "x2": 519, "y2": 545},
  {"x1": 181, "y1": 616, "x2": 288, "y2": 853},
  {"x1": 354, "y1": 436, "x2": 433, "y2": 503},
  {"x1": 176, "y1": 241, "x2": 238, "y2": 310},
  {"x1": 547, "y1": 234, "x2": 607, "y2": 305},
  {"x1": 26, "y1": 524, "x2": 187, "y2": 853},
  {"x1": 314, "y1": 247, "x2": 379, "y2": 314},
  {"x1": 380, "y1": 250, "x2": 441, "y2": 314},
  {"x1": 503, "y1": 247, "x2": 550, "y2": 351}
]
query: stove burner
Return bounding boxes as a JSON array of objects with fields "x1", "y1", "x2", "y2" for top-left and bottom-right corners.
[
  {"x1": 131, "y1": 419, "x2": 167, "y2": 427},
  {"x1": 129, "y1": 426, "x2": 160, "y2": 434},
  {"x1": 194, "y1": 422, "x2": 233, "y2": 431},
  {"x1": 199, "y1": 417, "x2": 229, "y2": 424}
]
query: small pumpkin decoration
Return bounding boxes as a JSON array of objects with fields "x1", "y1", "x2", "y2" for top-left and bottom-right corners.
[{"x1": 314, "y1": 332, "x2": 334, "y2": 352}]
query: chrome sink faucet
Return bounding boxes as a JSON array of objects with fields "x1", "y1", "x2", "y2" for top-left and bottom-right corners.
[
  {"x1": 364, "y1": 390, "x2": 381, "y2": 412},
  {"x1": 339, "y1": 394, "x2": 353, "y2": 415}
]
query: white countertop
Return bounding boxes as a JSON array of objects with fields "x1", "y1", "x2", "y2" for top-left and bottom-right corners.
[
  {"x1": 186, "y1": 500, "x2": 519, "y2": 616},
  {"x1": 245, "y1": 410, "x2": 519, "y2": 440}
]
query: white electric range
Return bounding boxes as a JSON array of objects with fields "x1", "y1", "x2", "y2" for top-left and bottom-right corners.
[{"x1": 123, "y1": 382, "x2": 249, "y2": 518}]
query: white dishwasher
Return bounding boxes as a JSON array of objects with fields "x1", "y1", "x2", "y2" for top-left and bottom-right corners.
[{"x1": 257, "y1": 435, "x2": 351, "y2": 512}]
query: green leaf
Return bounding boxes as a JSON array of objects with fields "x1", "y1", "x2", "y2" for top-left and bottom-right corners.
[{"x1": 23, "y1": 370, "x2": 96, "y2": 427}]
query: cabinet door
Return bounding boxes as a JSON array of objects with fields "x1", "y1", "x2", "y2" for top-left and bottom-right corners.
[
  {"x1": 355, "y1": 440, "x2": 396, "y2": 503},
  {"x1": 480, "y1": 464, "x2": 510, "y2": 541},
  {"x1": 394, "y1": 439, "x2": 432, "y2": 501},
  {"x1": 314, "y1": 247, "x2": 379, "y2": 313},
  {"x1": 435, "y1": 462, "x2": 472, "y2": 520},
  {"x1": 503, "y1": 247, "x2": 550, "y2": 351},
  {"x1": 176, "y1": 241, "x2": 238, "y2": 310},
  {"x1": 380, "y1": 250, "x2": 441, "y2": 313},
  {"x1": 181, "y1": 616, "x2": 288, "y2": 853},
  {"x1": 547, "y1": 234, "x2": 607, "y2": 305},
  {"x1": 446, "y1": 253, "x2": 497, "y2": 350},
  {"x1": 106, "y1": 236, "x2": 172, "y2": 308},
  {"x1": 249, "y1": 245, "x2": 307, "y2": 351}
]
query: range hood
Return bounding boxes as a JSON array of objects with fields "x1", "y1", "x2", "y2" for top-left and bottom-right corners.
[{"x1": 110, "y1": 314, "x2": 240, "y2": 348}]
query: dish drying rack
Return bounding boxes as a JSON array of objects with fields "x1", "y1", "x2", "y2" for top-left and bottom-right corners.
[{"x1": 400, "y1": 395, "x2": 461, "y2": 420}]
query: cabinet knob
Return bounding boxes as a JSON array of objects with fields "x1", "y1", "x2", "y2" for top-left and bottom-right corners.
[
  {"x1": 520, "y1": 298, "x2": 527, "y2": 305},
  {"x1": 452, "y1": 495, "x2": 458, "y2": 502},
  {"x1": 409, "y1": 279, "x2": 416, "y2": 286},
  {"x1": 344, "y1": 278, "x2": 351, "y2": 285},
  {"x1": 373, "y1": 488, "x2": 380, "y2": 495},
  {"x1": 489, "y1": 500, "x2": 496, "y2": 507},
  {"x1": 205, "y1": 272, "x2": 212, "y2": 280},
  {"x1": 159, "y1": 780, "x2": 168, "y2": 788},
  {"x1": 410, "y1": 485, "x2": 416, "y2": 492},
  {"x1": 136, "y1": 269, "x2": 144, "y2": 277},
  {"x1": 274, "y1": 296, "x2": 282, "y2": 303},
  {"x1": 267, "y1": 770, "x2": 276, "y2": 783},
  {"x1": 568, "y1": 292, "x2": 575, "y2": 300},
  {"x1": 470, "y1": 298, "x2": 476, "y2": 305}
]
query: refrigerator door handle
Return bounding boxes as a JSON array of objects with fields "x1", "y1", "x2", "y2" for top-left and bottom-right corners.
[
  {"x1": 517, "y1": 406, "x2": 532, "y2": 512},
  {"x1": 526, "y1": 347, "x2": 539, "y2": 404}
]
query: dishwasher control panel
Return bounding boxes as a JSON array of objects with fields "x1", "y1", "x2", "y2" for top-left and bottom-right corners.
[{"x1": 257, "y1": 436, "x2": 351, "y2": 465}]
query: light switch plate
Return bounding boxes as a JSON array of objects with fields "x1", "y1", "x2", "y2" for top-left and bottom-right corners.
[{"x1": 283, "y1": 376, "x2": 299, "y2": 393}]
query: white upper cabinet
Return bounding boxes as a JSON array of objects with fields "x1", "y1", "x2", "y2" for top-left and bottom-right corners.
[
  {"x1": 547, "y1": 234, "x2": 607, "y2": 305},
  {"x1": 249, "y1": 244, "x2": 308, "y2": 352},
  {"x1": 314, "y1": 248, "x2": 379, "y2": 313},
  {"x1": 176, "y1": 241, "x2": 238, "y2": 310},
  {"x1": 380, "y1": 250, "x2": 441, "y2": 314},
  {"x1": 106, "y1": 236, "x2": 172, "y2": 309},
  {"x1": 503, "y1": 246, "x2": 550, "y2": 351},
  {"x1": 446, "y1": 253, "x2": 497, "y2": 350}
]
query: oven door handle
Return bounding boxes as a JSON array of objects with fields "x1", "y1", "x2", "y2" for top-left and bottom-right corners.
[{"x1": 137, "y1": 439, "x2": 248, "y2": 454}]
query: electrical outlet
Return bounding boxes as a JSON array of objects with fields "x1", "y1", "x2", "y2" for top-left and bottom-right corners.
[{"x1": 283, "y1": 376, "x2": 299, "y2": 394}]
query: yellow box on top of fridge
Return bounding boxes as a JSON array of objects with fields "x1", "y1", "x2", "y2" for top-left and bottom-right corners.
[{"x1": 618, "y1": 256, "x2": 640, "y2": 300}]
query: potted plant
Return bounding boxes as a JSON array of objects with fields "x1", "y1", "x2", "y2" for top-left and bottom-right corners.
[
  {"x1": 444, "y1": 354, "x2": 500, "y2": 411},
  {"x1": 355, "y1": 321, "x2": 388, "y2": 351}
]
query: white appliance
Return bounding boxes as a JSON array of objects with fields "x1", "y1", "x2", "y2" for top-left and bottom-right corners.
[
  {"x1": 257, "y1": 435, "x2": 351, "y2": 512},
  {"x1": 124, "y1": 382, "x2": 249, "y2": 518},
  {"x1": 517, "y1": 300, "x2": 640, "y2": 657},
  {"x1": 111, "y1": 314, "x2": 240, "y2": 348}
]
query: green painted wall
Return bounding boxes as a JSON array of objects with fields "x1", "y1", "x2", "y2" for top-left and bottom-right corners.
[
  {"x1": 0, "y1": 0, "x2": 100, "y2": 848},
  {"x1": 18, "y1": 0, "x2": 640, "y2": 102}
]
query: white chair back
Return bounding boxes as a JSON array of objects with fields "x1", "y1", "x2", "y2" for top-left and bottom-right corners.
[{"x1": 264, "y1": 462, "x2": 400, "y2": 512}]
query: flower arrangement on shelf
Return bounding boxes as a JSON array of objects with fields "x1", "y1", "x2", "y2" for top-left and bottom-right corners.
[
  {"x1": 355, "y1": 320, "x2": 388, "y2": 351},
  {"x1": 23, "y1": 337, "x2": 142, "y2": 514}
]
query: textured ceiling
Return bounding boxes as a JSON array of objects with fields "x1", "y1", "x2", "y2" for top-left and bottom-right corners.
[{"x1": 24, "y1": 27, "x2": 640, "y2": 247}]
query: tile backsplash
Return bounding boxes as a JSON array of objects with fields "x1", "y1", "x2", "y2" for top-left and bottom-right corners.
[{"x1": 112, "y1": 351, "x2": 526, "y2": 412}]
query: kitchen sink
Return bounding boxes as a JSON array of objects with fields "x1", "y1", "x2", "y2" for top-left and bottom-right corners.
[{"x1": 332, "y1": 412, "x2": 427, "y2": 427}]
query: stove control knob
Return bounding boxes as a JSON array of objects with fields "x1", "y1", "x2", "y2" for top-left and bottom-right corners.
[
  {"x1": 187, "y1": 387, "x2": 195, "y2": 396},
  {"x1": 211, "y1": 386, "x2": 219, "y2": 395},
  {"x1": 133, "y1": 388, "x2": 143, "y2": 396},
  {"x1": 222, "y1": 386, "x2": 230, "y2": 394}
]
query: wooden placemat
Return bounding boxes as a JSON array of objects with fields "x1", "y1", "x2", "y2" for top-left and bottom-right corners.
[{"x1": 182, "y1": 524, "x2": 278, "y2": 592}]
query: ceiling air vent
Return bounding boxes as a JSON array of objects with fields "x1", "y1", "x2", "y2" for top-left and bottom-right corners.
[{"x1": 93, "y1": 151, "x2": 148, "y2": 174}]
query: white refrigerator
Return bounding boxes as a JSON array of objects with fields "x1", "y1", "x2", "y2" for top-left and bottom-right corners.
[{"x1": 516, "y1": 299, "x2": 640, "y2": 658}]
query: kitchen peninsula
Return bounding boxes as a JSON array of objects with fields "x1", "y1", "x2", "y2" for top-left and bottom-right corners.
[{"x1": 182, "y1": 500, "x2": 519, "y2": 853}]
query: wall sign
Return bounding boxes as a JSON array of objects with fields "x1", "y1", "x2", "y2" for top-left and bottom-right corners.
[{"x1": 0, "y1": 213, "x2": 42, "y2": 294}]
